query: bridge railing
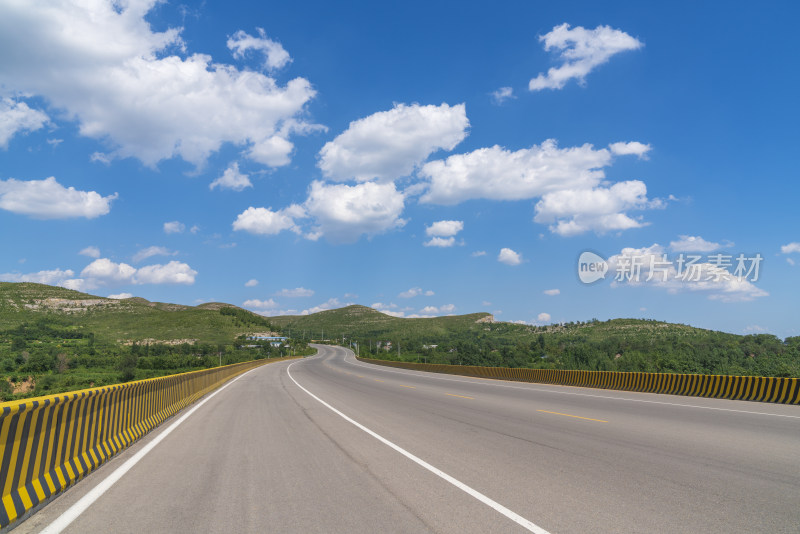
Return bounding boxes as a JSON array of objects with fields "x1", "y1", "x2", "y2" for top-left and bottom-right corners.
[
  {"x1": 0, "y1": 356, "x2": 297, "y2": 529},
  {"x1": 356, "y1": 357, "x2": 800, "y2": 404}
]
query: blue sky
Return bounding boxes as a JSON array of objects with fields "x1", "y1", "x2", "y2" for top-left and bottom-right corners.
[{"x1": 1, "y1": 1, "x2": 798, "y2": 337}]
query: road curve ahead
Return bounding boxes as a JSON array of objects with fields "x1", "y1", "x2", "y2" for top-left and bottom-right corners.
[{"x1": 17, "y1": 345, "x2": 800, "y2": 534}]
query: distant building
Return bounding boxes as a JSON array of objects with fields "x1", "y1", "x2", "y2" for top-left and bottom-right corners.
[{"x1": 247, "y1": 335, "x2": 287, "y2": 342}]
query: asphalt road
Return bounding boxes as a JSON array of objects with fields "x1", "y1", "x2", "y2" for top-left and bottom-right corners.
[{"x1": 16, "y1": 345, "x2": 800, "y2": 533}]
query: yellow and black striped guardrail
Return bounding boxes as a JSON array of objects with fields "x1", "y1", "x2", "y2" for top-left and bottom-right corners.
[
  {"x1": 0, "y1": 356, "x2": 297, "y2": 529},
  {"x1": 357, "y1": 357, "x2": 800, "y2": 404}
]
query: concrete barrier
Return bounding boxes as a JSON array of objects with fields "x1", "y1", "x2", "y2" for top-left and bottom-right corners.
[
  {"x1": 0, "y1": 357, "x2": 297, "y2": 529},
  {"x1": 356, "y1": 357, "x2": 800, "y2": 404}
]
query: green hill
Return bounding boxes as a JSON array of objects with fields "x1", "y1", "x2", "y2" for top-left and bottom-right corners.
[{"x1": 0, "y1": 282, "x2": 270, "y2": 345}]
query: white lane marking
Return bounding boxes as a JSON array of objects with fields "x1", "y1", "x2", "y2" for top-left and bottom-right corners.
[
  {"x1": 287, "y1": 359, "x2": 549, "y2": 534},
  {"x1": 39, "y1": 365, "x2": 274, "y2": 534},
  {"x1": 339, "y1": 352, "x2": 800, "y2": 420}
]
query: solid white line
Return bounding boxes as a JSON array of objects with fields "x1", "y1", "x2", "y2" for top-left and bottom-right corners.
[
  {"x1": 341, "y1": 352, "x2": 800, "y2": 420},
  {"x1": 286, "y1": 359, "x2": 550, "y2": 534},
  {"x1": 39, "y1": 365, "x2": 269, "y2": 534}
]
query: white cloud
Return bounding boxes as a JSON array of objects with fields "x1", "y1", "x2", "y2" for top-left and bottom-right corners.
[
  {"x1": 498, "y1": 248, "x2": 523, "y2": 266},
  {"x1": 232, "y1": 205, "x2": 304, "y2": 235},
  {"x1": 107, "y1": 292, "x2": 133, "y2": 299},
  {"x1": 425, "y1": 220, "x2": 463, "y2": 237},
  {"x1": 276, "y1": 287, "x2": 314, "y2": 298},
  {"x1": 490, "y1": 87, "x2": 515, "y2": 105},
  {"x1": 471, "y1": 250, "x2": 487, "y2": 257},
  {"x1": 210, "y1": 162, "x2": 252, "y2": 192},
  {"x1": 164, "y1": 221, "x2": 185, "y2": 234},
  {"x1": 0, "y1": 268, "x2": 75, "y2": 285},
  {"x1": 79, "y1": 246, "x2": 101, "y2": 259},
  {"x1": 304, "y1": 181, "x2": 406, "y2": 243},
  {"x1": 318, "y1": 103, "x2": 469, "y2": 182},
  {"x1": 398, "y1": 287, "x2": 434, "y2": 298},
  {"x1": 245, "y1": 279, "x2": 259, "y2": 287},
  {"x1": 529, "y1": 23, "x2": 643, "y2": 91},
  {"x1": 418, "y1": 304, "x2": 456, "y2": 316},
  {"x1": 609, "y1": 141, "x2": 651, "y2": 159},
  {"x1": 301, "y1": 298, "x2": 341, "y2": 315},
  {"x1": 787, "y1": 258, "x2": 795, "y2": 266},
  {"x1": 132, "y1": 261, "x2": 197, "y2": 285},
  {"x1": 243, "y1": 298, "x2": 279, "y2": 309},
  {"x1": 132, "y1": 246, "x2": 177, "y2": 263},
  {"x1": 227, "y1": 28, "x2": 291, "y2": 71},
  {"x1": 420, "y1": 139, "x2": 611, "y2": 205},
  {"x1": 608, "y1": 244, "x2": 768, "y2": 302},
  {"x1": 543, "y1": 289, "x2": 560, "y2": 296},
  {"x1": 423, "y1": 236, "x2": 456, "y2": 248},
  {"x1": 780, "y1": 242, "x2": 800, "y2": 254},
  {"x1": 77, "y1": 258, "x2": 196, "y2": 287},
  {"x1": 669, "y1": 235, "x2": 730, "y2": 253},
  {"x1": 0, "y1": 2, "x2": 317, "y2": 168},
  {"x1": 0, "y1": 177, "x2": 116, "y2": 219},
  {"x1": 190, "y1": 225, "x2": 200, "y2": 234},
  {"x1": 533, "y1": 180, "x2": 657, "y2": 236},
  {"x1": 439, "y1": 303, "x2": 455, "y2": 313},
  {"x1": 537, "y1": 312, "x2": 551, "y2": 322},
  {"x1": 0, "y1": 97, "x2": 48, "y2": 148},
  {"x1": 80, "y1": 258, "x2": 137, "y2": 285}
]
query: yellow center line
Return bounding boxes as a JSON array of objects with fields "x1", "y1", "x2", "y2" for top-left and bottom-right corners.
[
  {"x1": 357, "y1": 375, "x2": 365, "y2": 378},
  {"x1": 374, "y1": 379, "x2": 385, "y2": 382},
  {"x1": 537, "y1": 410, "x2": 608, "y2": 423},
  {"x1": 445, "y1": 393, "x2": 474, "y2": 400},
  {"x1": 399, "y1": 385, "x2": 416, "y2": 389}
]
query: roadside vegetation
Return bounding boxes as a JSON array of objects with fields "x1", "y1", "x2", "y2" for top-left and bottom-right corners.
[
  {"x1": 0, "y1": 283, "x2": 313, "y2": 401},
  {"x1": 273, "y1": 307, "x2": 800, "y2": 379}
]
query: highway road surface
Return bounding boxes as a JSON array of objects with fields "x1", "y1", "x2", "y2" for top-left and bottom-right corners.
[{"x1": 16, "y1": 345, "x2": 800, "y2": 533}]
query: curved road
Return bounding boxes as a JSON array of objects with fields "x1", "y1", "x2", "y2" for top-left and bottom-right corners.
[{"x1": 16, "y1": 345, "x2": 800, "y2": 533}]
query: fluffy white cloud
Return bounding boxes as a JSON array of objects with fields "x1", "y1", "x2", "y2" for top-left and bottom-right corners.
[
  {"x1": 398, "y1": 287, "x2": 434, "y2": 298},
  {"x1": 276, "y1": 287, "x2": 314, "y2": 298},
  {"x1": 304, "y1": 181, "x2": 406, "y2": 243},
  {"x1": 132, "y1": 246, "x2": 177, "y2": 263},
  {"x1": 420, "y1": 304, "x2": 455, "y2": 315},
  {"x1": 227, "y1": 28, "x2": 291, "y2": 71},
  {"x1": 609, "y1": 141, "x2": 651, "y2": 159},
  {"x1": 423, "y1": 237, "x2": 456, "y2": 248},
  {"x1": 77, "y1": 258, "x2": 196, "y2": 287},
  {"x1": 243, "y1": 298, "x2": 279, "y2": 309},
  {"x1": 425, "y1": 220, "x2": 463, "y2": 237},
  {"x1": 533, "y1": 180, "x2": 657, "y2": 236},
  {"x1": 537, "y1": 312, "x2": 552, "y2": 322},
  {"x1": 0, "y1": 97, "x2": 48, "y2": 148},
  {"x1": 780, "y1": 242, "x2": 800, "y2": 254},
  {"x1": 490, "y1": 87, "x2": 515, "y2": 105},
  {"x1": 608, "y1": 244, "x2": 768, "y2": 302},
  {"x1": 420, "y1": 139, "x2": 610, "y2": 205},
  {"x1": 0, "y1": 177, "x2": 116, "y2": 219},
  {"x1": 79, "y1": 246, "x2": 101, "y2": 259},
  {"x1": 498, "y1": 248, "x2": 523, "y2": 265},
  {"x1": 543, "y1": 289, "x2": 560, "y2": 296},
  {"x1": 301, "y1": 298, "x2": 342, "y2": 315},
  {"x1": 245, "y1": 279, "x2": 259, "y2": 287},
  {"x1": 0, "y1": 1, "x2": 317, "y2": 168},
  {"x1": 164, "y1": 221, "x2": 185, "y2": 234},
  {"x1": 232, "y1": 205, "x2": 304, "y2": 235},
  {"x1": 529, "y1": 23, "x2": 643, "y2": 91},
  {"x1": 210, "y1": 162, "x2": 252, "y2": 192},
  {"x1": 80, "y1": 258, "x2": 137, "y2": 284},
  {"x1": 471, "y1": 251, "x2": 487, "y2": 257},
  {"x1": 131, "y1": 261, "x2": 197, "y2": 285},
  {"x1": 669, "y1": 235, "x2": 730, "y2": 253},
  {"x1": 318, "y1": 103, "x2": 469, "y2": 182},
  {"x1": 107, "y1": 292, "x2": 133, "y2": 299},
  {"x1": 0, "y1": 268, "x2": 75, "y2": 285}
]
